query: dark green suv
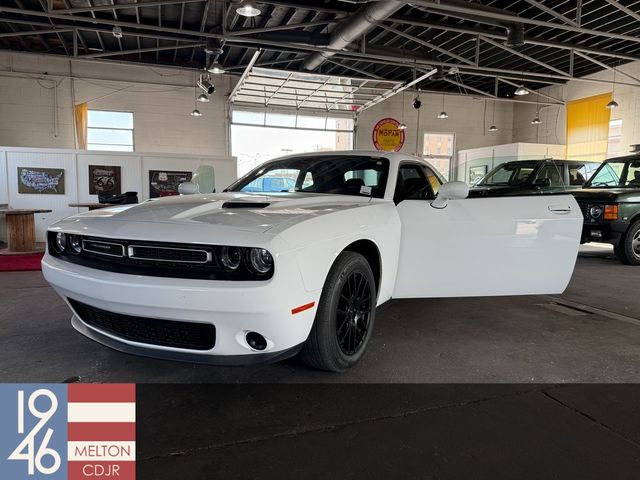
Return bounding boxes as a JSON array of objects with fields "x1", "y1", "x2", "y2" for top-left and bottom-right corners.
[{"x1": 573, "y1": 154, "x2": 640, "y2": 265}]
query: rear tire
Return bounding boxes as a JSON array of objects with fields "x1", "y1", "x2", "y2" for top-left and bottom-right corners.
[
  {"x1": 616, "y1": 220, "x2": 640, "y2": 265},
  {"x1": 300, "y1": 251, "x2": 376, "y2": 372}
]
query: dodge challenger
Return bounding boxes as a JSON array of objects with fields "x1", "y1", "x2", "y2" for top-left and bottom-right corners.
[{"x1": 42, "y1": 151, "x2": 582, "y2": 372}]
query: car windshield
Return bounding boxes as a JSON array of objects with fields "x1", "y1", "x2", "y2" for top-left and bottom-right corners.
[
  {"x1": 226, "y1": 155, "x2": 390, "y2": 198},
  {"x1": 585, "y1": 159, "x2": 640, "y2": 188},
  {"x1": 478, "y1": 161, "x2": 539, "y2": 186}
]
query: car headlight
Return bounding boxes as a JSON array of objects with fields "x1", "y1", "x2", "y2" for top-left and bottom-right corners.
[
  {"x1": 589, "y1": 205, "x2": 603, "y2": 218},
  {"x1": 220, "y1": 246, "x2": 242, "y2": 270},
  {"x1": 53, "y1": 232, "x2": 67, "y2": 253},
  {"x1": 69, "y1": 235, "x2": 83, "y2": 254},
  {"x1": 249, "y1": 248, "x2": 273, "y2": 274}
]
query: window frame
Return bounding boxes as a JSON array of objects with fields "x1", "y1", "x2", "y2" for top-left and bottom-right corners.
[
  {"x1": 394, "y1": 161, "x2": 443, "y2": 204},
  {"x1": 87, "y1": 109, "x2": 135, "y2": 152}
]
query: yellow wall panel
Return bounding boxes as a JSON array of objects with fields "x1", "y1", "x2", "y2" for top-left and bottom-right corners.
[{"x1": 566, "y1": 92, "x2": 612, "y2": 160}]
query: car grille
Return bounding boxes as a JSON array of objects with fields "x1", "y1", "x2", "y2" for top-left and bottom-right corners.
[
  {"x1": 577, "y1": 201, "x2": 589, "y2": 219},
  {"x1": 68, "y1": 299, "x2": 216, "y2": 350},
  {"x1": 47, "y1": 234, "x2": 273, "y2": 281}
]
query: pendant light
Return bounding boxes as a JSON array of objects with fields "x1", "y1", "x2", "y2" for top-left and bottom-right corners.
[
  {"x1": 191, "y1": 85, "x2": 202, "y2": 117},
  {"x1": 236, "y1": 0, "x2": 261, "y2": 17},
  {"x1": 399, "y1": 90, "x2": 407, "y2": 130},
  {"x1": 606, "y1": 61, "x2": 619, "y2": 109},
  {"x1": 437, "y1": 92, "x2": 448, "y2": 119},
  {"x1": 514, "y1": 85, "x2": 529, "y2": 96},
  {"x1": 531, "y1": 92, "x2": 541, "y2": 125},
  {"x1": 197, "y1": 93, "x2": 209, "y2": 103},
  {"x1": 488, "y1": 99, "x2": 498, "y2": 132}
]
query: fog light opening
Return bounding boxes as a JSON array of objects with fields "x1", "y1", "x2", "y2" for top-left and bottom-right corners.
[{"x1": 245, "y1": 331, "x2": 267, "y2": 351}]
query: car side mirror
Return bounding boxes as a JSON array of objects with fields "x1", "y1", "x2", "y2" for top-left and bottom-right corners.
[
  {"x1": 431, "y1": 181, "x2": 469, "y2": 209},
  {"x1": 533, "y1": 178, "x2": 551, "y2": 188},
  {"x1": 178, "y1": 181, "x2": 199, "y2": 195}
]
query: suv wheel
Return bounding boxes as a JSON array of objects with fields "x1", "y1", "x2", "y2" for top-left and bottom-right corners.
[{"x1": 616, "y1": 220, "x2": 640, "y2": 265}]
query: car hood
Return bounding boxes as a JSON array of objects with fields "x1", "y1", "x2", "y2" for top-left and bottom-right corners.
[
  {"x1": 64, "y1": 192, "x2": 374, "y2": 234},
  {"x1": 572, "y1": 188, "x2": 640, "y2": 203}
]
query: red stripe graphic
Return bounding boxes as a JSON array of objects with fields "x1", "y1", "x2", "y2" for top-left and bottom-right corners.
[
  {"x1": 68, "y1": 422, "x2": 136, "y2": 442},
  {"x1": 68, "y1": 384, "x2": 136, "y2": 403},
  {"x1": 68, "y1": 461, "x2": 135, "y2": 480}
]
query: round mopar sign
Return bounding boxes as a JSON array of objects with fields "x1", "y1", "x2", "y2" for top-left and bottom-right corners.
[{"x1": 372, "y1": 117, "x2": 405, "y2": 152}]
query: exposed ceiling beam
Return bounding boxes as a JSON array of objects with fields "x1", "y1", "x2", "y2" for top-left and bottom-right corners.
[
  {"x1": 573, "y1": 51, "x2": 640, "y2": 86},
  {"x1": 479, "y1": 36, "x2": 569, "y2": 77},
  {"x1": 359, "y1": 68, "x2": 437, "y2": 112},
  {"x1": 382, "y1": 18, "x2": 640, "y2": 62},
  {"x1": 0, "y1": 27, "x2": 73, "y2": 38},
  {"x1": 443, "y1": 77, "x2": 494, "y2": 98},
  {"x1": 228, "y1": 50, "x2": 261, "y2": 104},
  {"x1": 401, "y1": 0, "x2": 640, "y2": 45},
  {"x1": 496, "y1": 77, "x2": 564, "y2": 104},
  {"x1": 81, "y1": 43, "x2": 206, "y2": 59},
  {"x1": 522, "y1": 0, "x2": 578, "y2": 26},
  {"x1": 602, "y1": 0, "x2": 640, "y2": 23},
  {"x1": 226, "y1": 20, "x2": 333, "y2": 36},
  {"x1": 378, "y1": 24, "x2": 474, "y2": 65},
  {"x1": 50, "y1": 0, "x2": 205, "y2": 15},
  {"x1": 324, "y1": 59, "x2": 383, "y2": 80}
]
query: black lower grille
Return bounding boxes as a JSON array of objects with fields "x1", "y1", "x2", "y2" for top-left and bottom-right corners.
[
  {"x1": 577, "y1": 201, "x2": 589, "y2": 219},
  {"x1": 68, "y1": 299, "x2": 215, "y2": 350}
]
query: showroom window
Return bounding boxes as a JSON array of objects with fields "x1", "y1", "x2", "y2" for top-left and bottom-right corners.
[
  {"x1": 230, "y1": 109, "x2": 354, "y2": 177},
  {"x1": 423, "y1": 133, "x2": 455, "y2": 180},
  {"x1": 607, "y1": 119, "x2": 623, "y2": 158},
  {"x1": 87, "y1": 110, "x2": 135, "y2": 152}
]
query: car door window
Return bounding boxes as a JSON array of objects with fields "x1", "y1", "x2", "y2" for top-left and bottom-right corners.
[
  {"x1": 394, "y1": 164, "x2": 433, "y2": 204},
  {"x1": 534, "y1": 164, "x2": 565, "y2": 187},
  {"x1": 569, "y1": 164, "x2": 587, "y2": 186}
]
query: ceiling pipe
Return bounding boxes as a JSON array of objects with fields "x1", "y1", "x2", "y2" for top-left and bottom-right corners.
[
  {"x1": 409, "y1": 0, "x2": 525, "y2": 47},
  {"x1": 303, "y1": 0, "x2": 404, "y2": 71}
]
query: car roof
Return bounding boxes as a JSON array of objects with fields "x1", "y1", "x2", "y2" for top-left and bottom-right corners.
[{"x1": 603, "y1": 153, "x2": 640, "y2": 162}]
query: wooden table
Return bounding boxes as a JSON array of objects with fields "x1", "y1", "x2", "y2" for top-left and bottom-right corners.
[
  {"x1": 0, "y1": 208, "x2": 52, "y2": 254},
  {"x1": 69, "y1": 203, "x2": 111, "y2": 211}
]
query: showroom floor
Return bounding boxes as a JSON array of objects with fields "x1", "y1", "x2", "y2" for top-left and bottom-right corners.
[{"x1": 1, "y1": 245, "x2": 639, "y2": 384}]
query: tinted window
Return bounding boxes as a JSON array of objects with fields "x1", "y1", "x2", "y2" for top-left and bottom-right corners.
[
  {"x1": 229, "y1": 155, "x2": 389, "y2": 198},
  {"x1": 534, "y1": 164, "x2": 565, "y2": 187},
  {"x1": 394, "y1": 164, "x2": 434, "y2": 203},
  {"x1": 479, "y1": 162, "x2": 538, "y2": 186}
]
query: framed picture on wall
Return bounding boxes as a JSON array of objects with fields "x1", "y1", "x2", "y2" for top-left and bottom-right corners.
[
  {"x1": 469, "y1": 165, "x2": 488, "y2": 185},
  {"x1": 17, "y1": 167, "x2": 65, "y2": 194},
  {"x1": 89, "y1": 165, "x2": 122, "y2": 195},
  {"x1": 149, "y1": 170, "x2": 192, "y2": 198}
]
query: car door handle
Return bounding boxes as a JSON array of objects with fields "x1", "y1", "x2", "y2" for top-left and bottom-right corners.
[{"x1": 548, "y1": 204, "x2": 572, "y2": 214}]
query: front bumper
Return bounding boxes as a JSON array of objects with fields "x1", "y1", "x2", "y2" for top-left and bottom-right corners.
[
  {"x1": 42, "y1": 254, "x2": 319, "y2": 364},
  {"x1": 580, "y1": 221, "x2": 627, "y2": 246}
]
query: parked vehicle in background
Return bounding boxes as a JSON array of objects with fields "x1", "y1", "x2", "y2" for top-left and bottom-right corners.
[
  {"x1": 469, "y1": 159, "x2": 601, "y2": 196},
  {"x1": 573, "y1": 153, "x2": 640, "y2": 265}
]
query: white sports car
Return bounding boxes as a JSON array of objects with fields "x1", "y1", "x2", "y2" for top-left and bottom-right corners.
[{"x1": 42, "y1": 151, "x2": 582, "y2": 372}]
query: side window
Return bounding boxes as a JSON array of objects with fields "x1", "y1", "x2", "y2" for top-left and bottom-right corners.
[
  {"x1": 394, "y1": 164, "x2": 432, "y2": 204},
  {"x1": 424, "y1": 167, "x2": 442, "y2": 196},
  {"x1": 300, "y1": 172, "x2": 315, "y2": 191},
  {"x1": 535, "y1": 164, "x2": 565, "y2": 187},
  {"x1": 569, "y1": 164, "x2": 587, "y2": 186}
]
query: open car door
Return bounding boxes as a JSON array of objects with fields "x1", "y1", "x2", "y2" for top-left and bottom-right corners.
[{"x1": 392, "y1": 171, "x2": 582, "y2": 298}]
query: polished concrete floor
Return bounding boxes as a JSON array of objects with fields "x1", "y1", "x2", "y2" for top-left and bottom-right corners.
[{"x1": 1, "y1": 245, "x2": 639, "y2": 383}]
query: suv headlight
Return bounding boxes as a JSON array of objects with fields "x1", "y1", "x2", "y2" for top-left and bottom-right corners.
[{"x1": 589, "y1": 205, "x2": 603, "y2": 218}]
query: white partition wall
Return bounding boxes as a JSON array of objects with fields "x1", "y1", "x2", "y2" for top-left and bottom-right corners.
[{"x1": 0, "y1": 146, "x2": 237, "y2": 242}]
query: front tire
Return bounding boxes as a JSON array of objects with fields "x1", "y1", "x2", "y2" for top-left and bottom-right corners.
[
  {"x1": 615, "y1": 220, "x2": 640, "y2": 265},
  {"x1": 300, "y1": 251, "x2": 376, "y2": 372}
]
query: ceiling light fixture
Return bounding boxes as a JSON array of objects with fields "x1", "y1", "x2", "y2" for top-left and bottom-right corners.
[
  {"x1": 207, "y1": 61, "x2": 226, "y2": 75},
  {"x1": 514, "y1": 85, "x2": 529, "y2": 96},
  {"x1": 606, "y1": 61, "x2": 619, "y2": 109},
  {"x1": 531, "y1": 92, "x2": 541, "y2": 125},
  {"x1": 197, "y1": 75, "x2": 215, "y2": 95},
  {"x1": 191, "y1": 83, "x2": 202, "y2": 117},
  {"x1": 112, "y1": 26, "x2": 123, "y2": 39},
  {"x1": 437, "y1": 92, "x2": 448, "y2": 119},
  {"x1": 236, "y1": 0, "x2": 261, "y2": 17},
  {"x1": 399, "y1": 122, "x2": 408, "y2": 130},
  {"x1": 488, "y1": 100, "x2": 498, "y2": 132},
  {"x1": 191, "y1": 108, "x2": 202, "y2": 117},
  {"x1": 197, "y1": 93, "x2": 210, "y2": 103}
]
